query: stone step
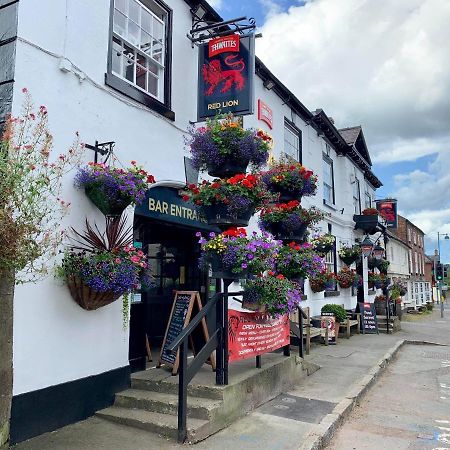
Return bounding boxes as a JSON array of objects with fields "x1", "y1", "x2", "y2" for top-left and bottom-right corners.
[
  {"x1": 96, "y1": 407, "x2": 210, "y2": 442},
  {"x1": 131, "y1": 373, "x2": 224, "y2": 400},
  {"x1": 115, "y1": 389, "x2": 223, "y2": 420}
]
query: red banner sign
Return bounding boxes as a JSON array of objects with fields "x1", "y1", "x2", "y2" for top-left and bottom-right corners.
[
  {"x1": 209, "y1": 35, "x2": 240, "y2": 57},
  {"x1": 228, "y1": 309, "x2": 290, "y2": 362},
  {"x1": 258, "y1": 99, "x2": 273, "y2": 129}
]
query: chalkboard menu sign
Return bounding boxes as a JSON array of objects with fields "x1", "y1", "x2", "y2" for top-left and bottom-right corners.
[
  {"x1": 357, "y1": 302, "x2": 379, "y2": 334},
  {"x1": 159, "y1": 292, "x2": 193, "y2": 366},
  {"x1": 158, "y1": 291, "x2": 215, "y2": 375}
]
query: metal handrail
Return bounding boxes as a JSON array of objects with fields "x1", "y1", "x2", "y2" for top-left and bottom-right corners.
[{"x1": 166, "y1": 289, "x2": 245, "y2": 443}]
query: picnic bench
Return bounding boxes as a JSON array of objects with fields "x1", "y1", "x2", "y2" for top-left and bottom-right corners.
[{"x1": 290, "y1": 306, "x2": 329, "y2": 354}]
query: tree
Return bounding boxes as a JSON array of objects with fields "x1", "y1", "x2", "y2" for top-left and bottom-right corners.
[{"x1": 0, "y1": 90, "x2": 84, "y2": 447}]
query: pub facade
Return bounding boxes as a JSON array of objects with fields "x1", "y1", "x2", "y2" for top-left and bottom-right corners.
[{"x1": 1, "y1": 0, "x2": 383, "y2": 443}]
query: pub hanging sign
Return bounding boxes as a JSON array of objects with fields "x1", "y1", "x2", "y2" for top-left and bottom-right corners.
[
  {"x1": 197, "y1": 34, "x2": 255, "y2": 121},
  {"x1": 375, "y1": 199, "x2": 398, "y2": 229}
]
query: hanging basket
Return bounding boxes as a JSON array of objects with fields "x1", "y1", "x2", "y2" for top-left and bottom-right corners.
[
  {"x1": 206, "y1": 159, "x2": 250, "y2": 178},
  {"x1": 85, "y1": 185, "x2": 132, "y2": 216},
  {"x1": 368, "y1": 257, "x2": 381, "y2": 270},
  {"x1": 339, "y1": 254, "x2": 359, "y2": 266},
  {"x1": 310, "y1": 279, "x2": 325, "y2": 293},
  {"x1": 200, "y1": 204, "x2": 254, "y2": 229},
  {"x1": 314, "y1": 243, "x2": 333, "y2": 255},
  {"x1": 67, "y1": 276, "x2": 121, "y2": 311},
  {"x1": 209, "y1": 254, "x2": 248, "y2": 280},
  {"x1": 265, "y1": 221, "x2": 308, "y2": 242},
  {"x1": 353, "y1": 214, "x2": 382, "y2": 235},
  {"x1": 269, "y1": 186, "x2": 303, "y2": 203}
]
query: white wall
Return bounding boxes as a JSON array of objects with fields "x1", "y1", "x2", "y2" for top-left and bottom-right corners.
[{"x1": 12, "y1": 0, "x2": 198, "y2": 395}]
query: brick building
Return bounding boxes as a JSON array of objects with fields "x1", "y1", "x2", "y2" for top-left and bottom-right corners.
[{"x1": 391, "y1": 215, "x2": 431, "y2": 307}]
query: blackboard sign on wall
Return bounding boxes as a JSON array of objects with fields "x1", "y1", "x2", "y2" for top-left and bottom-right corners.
[
  {"x1": 357, "y1": 302, "x2": 379, "y2": 334},
  {"x1": 158, "y1": 291, "x2": 215, "y2": 375}
]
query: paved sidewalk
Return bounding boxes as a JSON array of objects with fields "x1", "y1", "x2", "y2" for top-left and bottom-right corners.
[{"x1": 13, "y1": 307, "x2": 449, "y2": 450}]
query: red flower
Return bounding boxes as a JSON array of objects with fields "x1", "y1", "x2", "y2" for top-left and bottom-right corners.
[
  {"x1": 276, "y1": 274, "x2": 285, "y2": 279},
  {"x1": 147, "y1": 175, "x2": 155, "y2": 183},
  {"x1": 182, "y1": 195, "x2": 190, "y2": 202},
  {"x1": 131, "y1": 160, "x2": 137, "y2": 165},
  {"x1": 211, "y1": 182, "x2": 221, "y2": 189}
]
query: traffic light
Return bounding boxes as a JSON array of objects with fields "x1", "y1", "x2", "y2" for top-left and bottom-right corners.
[
  {"x1": 444, "y1": 265, "x2": 448, "y2": 279},
  {"x1": 436, "y1": 263, "x2": 444, "y2": 280}
]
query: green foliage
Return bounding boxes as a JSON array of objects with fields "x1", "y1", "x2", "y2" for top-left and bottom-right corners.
[
  {"x1": 0, "y1": 91, "x2": 84, "y2": 282},
  {"x1": 321, "y1": 304, "x2": 347, "y2": 323}
]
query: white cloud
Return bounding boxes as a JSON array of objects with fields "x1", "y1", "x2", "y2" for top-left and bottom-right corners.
[
  {"x1": 256, "y1": 0, "x2": 450, "y2": 164},
  {"x1": 206, "y1": 0, "x2": 223, "y2": 9}
]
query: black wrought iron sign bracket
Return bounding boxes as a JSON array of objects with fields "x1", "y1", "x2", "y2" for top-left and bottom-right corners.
[
  {"x1": 188, "y1": 6, "x2": 256, "y2": 47},
  {"x1": 84, "y1": 140, "x2": 115, "y2": 164}
]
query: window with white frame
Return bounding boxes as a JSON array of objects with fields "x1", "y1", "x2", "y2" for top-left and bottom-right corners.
[
  {"x1": 365, "y1": 190, "x2": 372, "y2": 209},
  {"x1": 408, "y1": 228, "x2": 411, "y2": 242},
  {"x1": 284, "y1": 120, "x2": 302, "y2": 162},
  {"x1": 413, "y1": 231, "x2": 417, "y2": 245},
  {"x1": 111, "y1": 0, "x2": 168, "y2": 102},
  {"x1": 323, "y1": 153, "x2": 334, "y2": 204},
  {"x1": 353, "y1": 178, "x2": 361, "y2": 214},
  {"x1": 324, "y1": 248, "x2": 335, "y2": 273}
]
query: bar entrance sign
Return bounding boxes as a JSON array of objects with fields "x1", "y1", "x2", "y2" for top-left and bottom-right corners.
[
  {"x1": 158, "y1": 291, "x2": 215, "y2": 374},
  {"x1": 357, "y1": 302, "x2": 379, "y2": 334}
]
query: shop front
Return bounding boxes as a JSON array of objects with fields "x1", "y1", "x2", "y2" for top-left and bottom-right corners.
[{"x1": 129, "y1": 183, "x2": 217, "y2": 372}]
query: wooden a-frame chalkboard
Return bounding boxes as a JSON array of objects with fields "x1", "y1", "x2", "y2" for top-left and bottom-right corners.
[{"x1": 158, "y1": 291, "x2": 215, "y2": 375}]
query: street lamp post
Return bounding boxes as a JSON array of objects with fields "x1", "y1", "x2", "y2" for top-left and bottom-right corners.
[{"x1": 437, "y1": 232, "x2": 449, "y2": 318}]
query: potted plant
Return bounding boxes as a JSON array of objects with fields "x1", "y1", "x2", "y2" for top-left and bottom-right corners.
[
  {"x1": 242, "y1": 274, "x2": 302, "y2": 317},
  {"x1": 196, "y1": 228, "x2": 280, "y2": 280},
  {"x1": 185, "y1": 174, "x2": 274, "y2": 228},
  {"x1": 321, "y1": 304, "x2": 347, "y2": 339},
  {"x1": 374, "y1": 294, "x2": 387, "y2": 315},
  {"x1": 337, "y1": 267, "x2": 360, "y2": 289},
  {"x1": 338, "y1": 244, "x2": 361, "y2": 266},
  {"x1": 353, "y1": 208, "x2": 383, "y2": 234},
  {"x1": 259, "y1": 201, "x2": 325, "y2": 242},
  {"x1": 186, "y1": 114, "x2": 271, "y2": 177},
  {"x1": 310, "y1": 233, "x2": 335, "y2": 255},
  {"x1": 260, "y1": 157, "x2": 318, "y2": 202},
  {"x1": 57, "y1": 216, "x2": 152, "y2": 319},
  {"x1": 275, "y1": 241, "x2": 324, "y2": 283},
  {"x1": 321, "y1": 304, "x2": 347, "y2": 323},
  {"x1": 75, "y1": 161, "x2": 155, "y2": 216},
  {"x1": 309, "y1": 270, "x2": 336, "y2": 293}
]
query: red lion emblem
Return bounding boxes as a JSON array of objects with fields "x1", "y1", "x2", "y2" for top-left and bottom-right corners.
[{"x1": 202, "y1": 55, "x2": 245, "y2": 96}]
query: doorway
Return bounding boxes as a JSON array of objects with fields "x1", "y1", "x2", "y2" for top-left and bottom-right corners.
[{"x1": 128, "y1": 217, "x2": 208, "y2": 372}]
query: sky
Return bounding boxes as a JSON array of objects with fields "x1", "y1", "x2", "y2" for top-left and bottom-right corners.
[{"x1": 207, "y1": 0, "x2": 450, "y2": 257}]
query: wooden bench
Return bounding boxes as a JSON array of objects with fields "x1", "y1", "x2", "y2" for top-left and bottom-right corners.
[
  {"x1": 339, "y1": 310, "x2": 361, "y2": 338},
  {"x1": 290, "y1": 307, "x2": 329, "y2": 354}
]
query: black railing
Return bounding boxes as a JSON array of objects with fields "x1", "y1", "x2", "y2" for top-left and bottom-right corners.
[
  {"x1": 167, "y1": 287, "x2": 244, "y2": 443},
  {"x1": 289, "y1": 305, "x2": 307, "y2": 358}
]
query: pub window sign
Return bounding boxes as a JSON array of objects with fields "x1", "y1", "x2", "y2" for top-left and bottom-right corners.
[{"x1": 197, "y1": 34, "x2": 255, "y2": 121}]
